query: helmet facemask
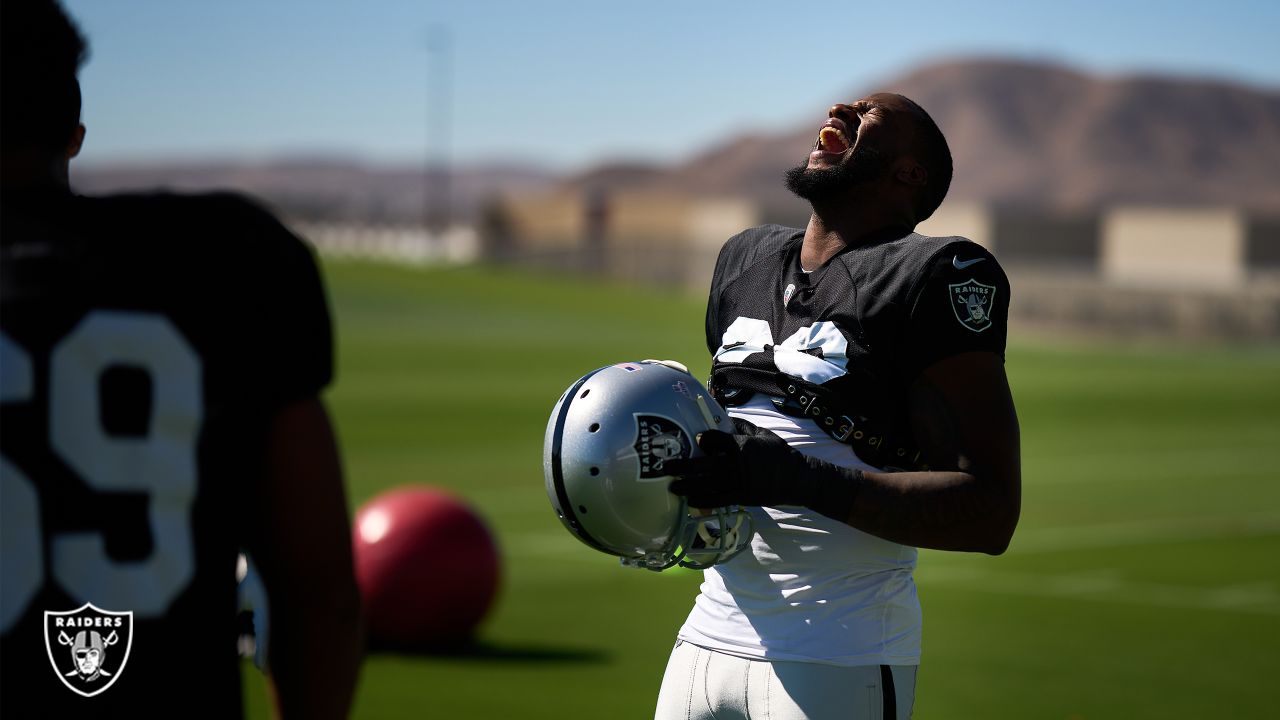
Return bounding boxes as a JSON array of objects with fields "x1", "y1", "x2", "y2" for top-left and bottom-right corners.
[{"x1": 620, "y1": 501, "x2": 752, "y2": 571}]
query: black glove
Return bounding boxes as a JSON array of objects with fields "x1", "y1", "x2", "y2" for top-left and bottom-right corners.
[{"x1": 665, "y1": 420, "x2": 861, "y2": 522}]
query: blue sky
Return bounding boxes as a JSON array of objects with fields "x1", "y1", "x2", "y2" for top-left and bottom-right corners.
[{"x1": 64, "y1": 0, "x2": 1279, "y2": 170}]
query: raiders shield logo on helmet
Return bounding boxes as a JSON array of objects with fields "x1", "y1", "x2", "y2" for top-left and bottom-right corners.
[
  {"x1": 948, "y1": 278, "x2": 997, "y2": 333},
  {"x1": 44, "y1": 603, "x2": 134, "y2": 697},
  {"x1": 633, "y1": 415, "x2": 691, "y2": 478}
]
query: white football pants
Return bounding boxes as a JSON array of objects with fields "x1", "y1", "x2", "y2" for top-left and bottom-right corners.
[{"x1": 654, "y1": 640, "x2": 916, "y2": 720}]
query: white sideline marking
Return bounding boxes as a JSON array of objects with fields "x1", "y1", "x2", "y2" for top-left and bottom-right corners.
[
  {"x1": 919, "y1": 567, "x2": 1280, "y2": 616},
  {"x1": 506, "y1": 532, "x2": 598, "y2": 561},
  {"x1": 925, "y1": 514, "x2": 1280, "y2": 616},
  {"x1": 1008, "y1": 513, "x2": 1280, "y2": 554},
  {"x1": 1022, "y1": 443, "x2": 1279, "y2": 485},
  {"x1": 503, "y1": 532, "x2": 701, "y2": 579},
  {"x1": 507, "y1": 516, "x2": 1280, "y2": 608},
  {"x1": 509, "y1": 514, "x2": 1280, "y2": 560}
]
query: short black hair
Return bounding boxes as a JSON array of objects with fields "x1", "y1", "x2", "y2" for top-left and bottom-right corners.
[
  {"x1": 899, "y1": 96, "x2": 952, "y2": 222},
  {"x1": 1, "y1": 0, "x2": 89, "y2": 153}
]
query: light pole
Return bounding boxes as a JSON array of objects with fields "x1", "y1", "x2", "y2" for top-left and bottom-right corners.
[{"x1": 425, "y1": 25, "x2": 452, "y2": 234}]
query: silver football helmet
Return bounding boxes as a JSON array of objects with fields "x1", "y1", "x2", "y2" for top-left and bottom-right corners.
[{"x1": 543, "y1": 360, "x2": 752, "y2": 571}]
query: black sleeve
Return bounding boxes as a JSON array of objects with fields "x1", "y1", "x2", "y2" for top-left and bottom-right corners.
[
  {"x1": 238, "y1": 201, "x2": 334, "y2": 405},
  {"x1": 899, "y1": 243, "x2": 1010, "y2": 379},
  {"x1": 704, "y1": 237, "x2": 738, "y2": 354}
]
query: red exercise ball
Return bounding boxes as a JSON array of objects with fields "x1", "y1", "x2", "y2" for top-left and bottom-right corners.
[{"x1": 352, "y1": 486, "x2": 500, "y2": 649}]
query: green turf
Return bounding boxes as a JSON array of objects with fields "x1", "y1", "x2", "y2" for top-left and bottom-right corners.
[{"x1": 244, "y1": 259, "x2": 1280, "y2": 719}]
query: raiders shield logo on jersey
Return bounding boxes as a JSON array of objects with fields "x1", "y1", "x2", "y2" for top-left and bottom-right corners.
[
  {"x1": 44, "y1": 603, "x2": 134, "y2": 697},
  {"x1": 949, "y1": 279, "x2": 997, "y2": 333},
  {"x1": 633, "y1": 415, "x2": 691, "y2": 478}
]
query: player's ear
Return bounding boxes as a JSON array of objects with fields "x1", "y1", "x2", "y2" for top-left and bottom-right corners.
[
  {"x1": 895, "y1": 160, "x2": 927, "y2": 187},
  {"x1": 67, "y1": 124, "x2": 85, "y2": 160}
]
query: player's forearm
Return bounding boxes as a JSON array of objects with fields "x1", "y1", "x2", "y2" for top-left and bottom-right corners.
[
  {"x1": 267, "y1": 588, "x2": 363, "y2": 720},
  {"x1": 257, "y1": 398, "x2": 364, "y2": 718},
  {"x1": 667, "y1": 422, "x2": 1020, "y2": 553},
  {"x1": 742, "y1": 431, "x2": 1020, "y2": 553},
  {"x1": 843, "y1": 467, "x2": 1020, "y2": 555}
]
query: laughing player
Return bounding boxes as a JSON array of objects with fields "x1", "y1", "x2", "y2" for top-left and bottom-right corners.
[{"x1": 659, "y1": 94, "x2": 1021, "y2": 719}]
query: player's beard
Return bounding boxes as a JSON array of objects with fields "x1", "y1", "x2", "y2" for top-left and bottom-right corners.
[{"x1": 784, "y1": 144, "x2": 890, "y2": 204}]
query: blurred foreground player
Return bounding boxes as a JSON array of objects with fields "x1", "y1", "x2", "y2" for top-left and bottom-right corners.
[
  {"x1": 660, "y1": 94, "x2": 1021, "y2": 718},
  {"x1": 0, "y1": 2, "x2": 362, "y2": 717}
]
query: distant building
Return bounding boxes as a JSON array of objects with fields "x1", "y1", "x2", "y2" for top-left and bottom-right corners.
[
  {"x1": 917, "y1": 203, "x2": 1100, "y2": 270},
  {"x1": 1101, "y1": 208, "x2": 1280, "y2": 288},
  {"x1": 477, "y1": 191, "x2": 1279, "y2": 340},
  {"x1": 486, "y1": 189, "x2": 758, "y2": 290},
  {"x1": 918, "y1": 203, "x2": 1280, "y2": 340}
]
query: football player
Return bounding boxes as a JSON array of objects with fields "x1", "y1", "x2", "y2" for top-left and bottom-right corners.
[
  {"x1": 0, "y1": 2, "x2": 362, "y2": 717},
  {"x1": 660, "y1": 94, "x2": 1021, "y2": 718}
]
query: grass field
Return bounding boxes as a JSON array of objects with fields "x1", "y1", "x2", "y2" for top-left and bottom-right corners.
[{"x1": 245, "y1": 259, "x2": 1280, "y2": 719}]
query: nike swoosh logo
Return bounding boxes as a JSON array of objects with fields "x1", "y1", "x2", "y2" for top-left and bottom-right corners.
[{"x1": 953, "y1": 255, "x2": 986, "y2": 270}]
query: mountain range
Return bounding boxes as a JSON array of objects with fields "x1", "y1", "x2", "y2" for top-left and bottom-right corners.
[{"x1": 71, "y1": 58, "x2": 1280, "y2": 225}]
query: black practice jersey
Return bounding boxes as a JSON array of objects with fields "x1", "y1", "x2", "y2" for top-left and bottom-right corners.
[
  {"x1": 705, "y1": 224, "x2": 1009, "y2": 465},
  {"x1": 0, "y1": 190, "x2": 332, "y2": 718}
]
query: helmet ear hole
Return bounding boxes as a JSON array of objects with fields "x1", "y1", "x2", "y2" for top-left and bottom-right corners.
[
  {"x1": 588, "y1": 423, "x2": 600, "y2": 433},
  {"x1": 580, "y1": 389, "x2": 591, "y2": 398},
  {"x1": 589, "y1": 467, "x2": 600, "y2": 476},
  {"x1": 578, "y1": 505, "x2": 588, "y2": 514}
]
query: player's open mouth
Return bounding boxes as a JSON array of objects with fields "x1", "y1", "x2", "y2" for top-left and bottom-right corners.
[
  {"x1": 816, "y1": 125, "x2": 850, "y2": 154},
  {"x1": 810, "y1": 117, "x2": 853, "y2": 164}
]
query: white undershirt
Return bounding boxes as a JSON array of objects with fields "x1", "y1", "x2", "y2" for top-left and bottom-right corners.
[{"x1": 677, "y1": 396, "x2": 922, "y2": 666}]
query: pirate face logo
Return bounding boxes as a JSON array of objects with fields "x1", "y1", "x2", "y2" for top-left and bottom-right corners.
[
  {"x1": 966, "y1": 294, "x2": 987, "y2": 323},
  {"x1": 948, "y1": 279, "x2": 997, "y2": 332},
  {"x1": 45, "y1": 603, "x2": 133, "y2": 697},
  {"x1": 650, "y1": 432, "x2": 684, "y2": 459},
  {"x1": 633, "y1": 415, "x2": 691, "y2": 478},
  {"x1": 75, "y1": 632, "x2": 107, "y2": 677}
]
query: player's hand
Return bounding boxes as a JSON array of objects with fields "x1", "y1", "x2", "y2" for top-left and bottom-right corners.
[
  {"x1": 665, "y1": 424, "x2": 798, "y2": 509},
  {"x1": 641, "y1": 358, "x2": 690, "y2": 374},
  {"x1": 666, "y1": 421, "x2": 862, "y2": 522}
]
